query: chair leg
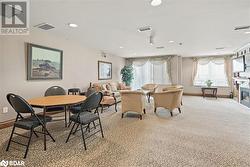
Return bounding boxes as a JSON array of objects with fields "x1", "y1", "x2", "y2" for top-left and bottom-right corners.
[
  {"x1": 68, "y1": 120, "x2": 72, "y2": 127},
  {"x1": 24, "y1": 128, "x2": 33, "y2": 159},
  {"x1": 154, "y1": 108, "x2": 157, "y2": 113},
  {"x1": 80, "y1": 125, "x2": 87, "y2": 150},
  {"x1": 73, "y1": 124, "x2": 80, "y2": 135},
  {"x1": 115, "y1": 103, "x2": 118, "y2": 112},
  {"x1": 43, "y1": 126, "x2": 55, "y2": 142},
  {"x1": 6, "y1": 125, "x2": 16, "y2": 151},
  {"x1": 148, "y1": 94, "x2": 150, "y2": 103},
  {"x1": 101, "y1": 105, "x2": 104, "y2": 113},
  {"x1": 170, "y1": 111, "x2": 173, "y2": 117},
  {"x1": 98, "y1": 118, "x2": 104, "y2": 138},
  {"x1": 121, "y1": 113, "x2": 124, "y2": 118},
  {"x1": 139, "y1": 115, "x2": 142, "y2": 120},
  {"x1": 66, "y1": 122, "x2": 76, "y2": 143},
  {"x1": 93, "y1": 121, "x2": 96, "y2": 129},
  {"x1": 178, "y1": 108, "x2": 181, "y2": 113},
  {"x1": 143, "y1": 109, "x2": 146, "y2": 114},
  {"x1": 33, "y1": 131, "x2": 39, "y2": 138},
  {"x1": 85, "y1": 123, "x2": 91, "y2": 133}
]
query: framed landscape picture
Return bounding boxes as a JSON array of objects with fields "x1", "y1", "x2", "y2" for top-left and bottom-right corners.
[
  {"x1": 98, "y1": 61, "x2": 112, "y2": 80},
  {"x1": 27, "y1": 43, "x2": 63, "y2": 80}
]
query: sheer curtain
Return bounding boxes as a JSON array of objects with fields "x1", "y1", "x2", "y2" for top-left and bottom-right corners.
[
  {"x1": 193, "y1": 57, "x2": 229, "y2": 87},
  {"x1": 131, "y1": 57, "x2": 172, "y2": 89}
]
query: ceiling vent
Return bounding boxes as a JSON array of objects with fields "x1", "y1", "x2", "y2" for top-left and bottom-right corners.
[
  {"x1": 216, "y1": 47, "x2": 225, "y2": 50},
  {"x1": 138, "y1": 26, "x2": 152, "y2": 32},
  {"x1": 34, "y1": 23, "x2": 55, "y2": 30},
  {"x1": 234, "y1": 25, "x2": 250, "y2": 31},
  {"x1": 156, "y1": 46, "x2": 165, "y2": 49}
]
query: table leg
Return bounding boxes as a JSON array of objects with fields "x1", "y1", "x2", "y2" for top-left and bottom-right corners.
[
  {"x1": 64, "y1": 106, "x2": 67, "y2": 127},
  {"x1": 43, "y1": 107, "x2": 47, "y2": 151},
  {"x1": 202, "y1": 89, "x2": 205, "y2": 98}
]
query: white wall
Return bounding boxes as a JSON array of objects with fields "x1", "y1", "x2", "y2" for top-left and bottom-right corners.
[
  {"x1": 0, "y1": 30, "x2": 125, "y2": 122},
  {"x1": 181, "y1": 57, "x2": 231, "y2": 96}
]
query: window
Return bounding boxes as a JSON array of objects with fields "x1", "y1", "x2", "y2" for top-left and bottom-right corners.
[
  {"x1": 131, "y1": 60, "x2": 171, "y2": 89},
  {"x1": 194, "y1": 60, "x2": 228, "y2": 87}
]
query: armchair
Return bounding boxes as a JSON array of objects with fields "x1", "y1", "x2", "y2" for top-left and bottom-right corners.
[
  {"x1": 120, "y1": 90, "x2": 146, "y2": 120},
  {"x1": 152, "y1": 89, "x2": 183, "y2": 117}
]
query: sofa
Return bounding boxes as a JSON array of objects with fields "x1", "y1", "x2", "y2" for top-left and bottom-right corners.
[{"x1": 90, "y1": 82, "x2": 131, "y2": 112}]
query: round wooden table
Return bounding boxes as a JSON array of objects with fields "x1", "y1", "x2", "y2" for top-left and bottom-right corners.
[{"x1": 28, "y1": 95, "x2": 86, "y2": 150}]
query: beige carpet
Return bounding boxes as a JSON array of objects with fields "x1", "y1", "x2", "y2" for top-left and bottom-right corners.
[{"x1": 0, "y1": 96, "x2": 250, "y2": 167}]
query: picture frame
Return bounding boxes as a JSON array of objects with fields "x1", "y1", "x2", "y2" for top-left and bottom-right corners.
[
  {"x1": 27, "y1": 43, "x2": 63, "y2": 80},
  {"x1": 98, "y1": 61, "x2": 112, "y2": 80}
]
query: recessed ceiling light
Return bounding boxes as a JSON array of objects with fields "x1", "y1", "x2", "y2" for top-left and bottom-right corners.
[
  {"x1": 68, "y1": 23, "x2": 78, "y2": 28},
  {"x1": 245, "y1": 31, "x2": 250, "y2": 34},
  {"x1": 119, "y1": 46, "x2": 124, "y2": 49},
  {"x1": 151, "y1": 0, "x2": 162, "y2": 6},
  {"x1": 169, "y1": 40, "x2": 174, "y2": 43}
]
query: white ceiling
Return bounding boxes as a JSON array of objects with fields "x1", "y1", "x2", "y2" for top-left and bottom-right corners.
[{"x1": 31, "y1": 0, "x2": 250, "y2": 57}]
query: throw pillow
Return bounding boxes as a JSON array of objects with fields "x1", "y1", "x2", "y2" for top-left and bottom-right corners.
[{"x1": 109, "y1": 82, "x2": 117, "y2": 91}]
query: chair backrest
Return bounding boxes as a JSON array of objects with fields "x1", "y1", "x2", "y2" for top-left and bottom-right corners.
[
  {"x1": 7, "y1": 93, "x2": 35, "y2": 114},
  {"x1": 45, "y1": 86, "x2": 66, "y2": 96},
  {"x1": 86, "y1": 87, "x2": 97, "y2": 97},
  {"x1": 142, "y1": 84, "x2": 158, "y2": 92},
  {"x1": 80, "y1": 92, "x2": 103, "y2": 111},
  {"x1": 153, "y1": 89, "x2": 183, "y2": 110},
  {"x1": 120, "y1": 90, "x2": 144, "y2": 113}
]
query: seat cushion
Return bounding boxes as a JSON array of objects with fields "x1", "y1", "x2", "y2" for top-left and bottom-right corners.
[
  {"x1": 101, "y1": 96, "x2": 116, "y2": 105},
  {"x1": 14, "y1": 115, "x2": 52, "y2": 130},
  {"x1": 70, "y1": 112, "x2": 99, "y2": 125}
]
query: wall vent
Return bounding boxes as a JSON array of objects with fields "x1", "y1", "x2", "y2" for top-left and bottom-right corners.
[{"x1": 34, "y1": 23, "x2": 55, "y2": 30}]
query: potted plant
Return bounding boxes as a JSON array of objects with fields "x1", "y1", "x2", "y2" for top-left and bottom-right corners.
[
  {"x1": 205, "y1": 80, "x2": 213, "y2": 87},
  {"x1": 120, "y1": 65, "x2": 134, "y2": 86}
]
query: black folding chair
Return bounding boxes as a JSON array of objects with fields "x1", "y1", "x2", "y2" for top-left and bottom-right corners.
[
  {"x1": 6, "y1": 93, "x2": 55, "y2": 158},
  {"x1": 65, "y1": 92, "x2": 104, "y2": 150},
  {"x1": 44, "y1": 86, "x2": 68, "y2": 126}
]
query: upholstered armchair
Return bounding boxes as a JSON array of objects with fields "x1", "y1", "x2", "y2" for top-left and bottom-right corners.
[
  {"x1": 120, "y1": 90, "x2": 146, "y2": 120},
  {"x1": 162, "y1": 85, "x2": 184, "y2": 105},
  {"x1": 152, "y1": 89, "x2": 183, "y2": 117},
  {"x1": 141, "y1": 84, "x2": 158, "y2": 103},
  {"x1": 162, "y1": 84, "x2": 184, "y2": 91}
]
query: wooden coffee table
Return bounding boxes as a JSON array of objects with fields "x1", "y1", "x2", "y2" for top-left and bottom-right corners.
[{"x1": 201, "y1": 87, "x2": 218, "y2": 99}]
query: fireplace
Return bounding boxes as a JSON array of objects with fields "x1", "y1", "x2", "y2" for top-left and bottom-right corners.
[{"x1": 240, "y1": 87, "x2": 250, "y2": 108}]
